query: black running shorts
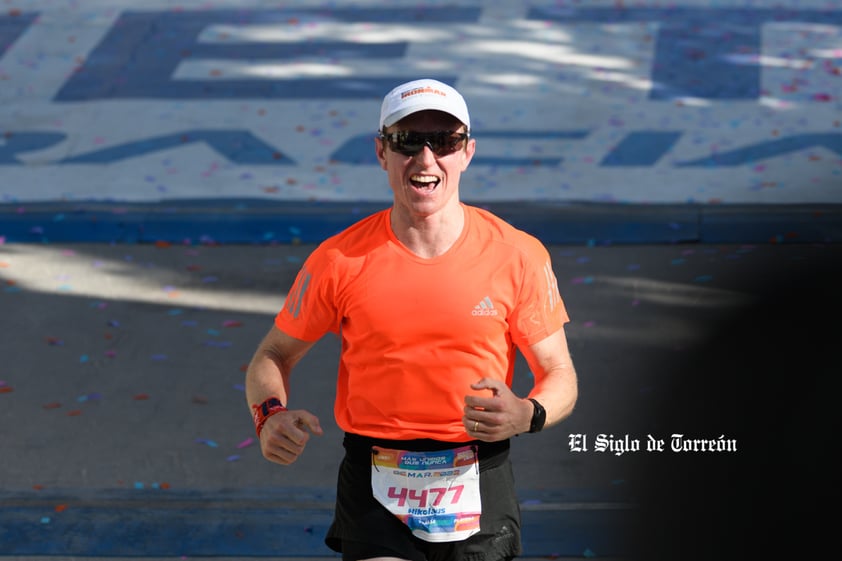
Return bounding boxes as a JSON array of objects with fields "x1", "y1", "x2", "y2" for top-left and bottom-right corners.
[{"x1": 325, "y1": 433, "x2": 522, "y2": 561}]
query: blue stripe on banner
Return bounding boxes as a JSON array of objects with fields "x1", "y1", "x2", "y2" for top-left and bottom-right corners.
[{"x1": 2, "y1": 201, "x2": 841, "y2": 245}]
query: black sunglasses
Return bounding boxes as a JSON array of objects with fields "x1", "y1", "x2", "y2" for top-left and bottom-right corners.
[{"x1": 379, "y1": 130, "x2": 470, "y2": 157}]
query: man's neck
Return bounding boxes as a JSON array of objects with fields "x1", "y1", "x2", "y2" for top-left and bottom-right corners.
[{"x1": 390, "y1": 203, "x2": 466, "y2": 259}]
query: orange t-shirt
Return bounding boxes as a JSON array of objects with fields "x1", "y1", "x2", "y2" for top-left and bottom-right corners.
[{"x1": 275, "y1": 204, "x2": 568, "y2": 441}]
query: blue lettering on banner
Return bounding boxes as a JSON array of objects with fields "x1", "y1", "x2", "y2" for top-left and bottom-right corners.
[
  {"x1": 1, "y1": 130, "x2": 839, "y2": 168},
  {"x1": 600, "y1": 132, "x2": 684, "y2": 167},
  {"x1": 59, "y1": 130, "x2": 296, "y2": 165},
  {"x1": 0, "y1": 13, "x2": 38, "y2": 57},
  {"x1": 469, "y1": 131, "x2": 589, "y2": 168},
  {"x1": 675, "y1": 134, "x2": 842, "y2": 167},
  {"x1": 53, "y1": 8, "x2": 480, "y2": 101},
  {"x1": 28, "y1": 7, "x2": 840, "y2": 102},
  {"x1": 528, "y1": 7, "x2": 842, "y2": 100},
  {"x1": 0, "y1": 132, "x2": 68, "y2": 164},
  {"x1": 2, "y1": 6, "x2": 840, "y2": 189}
]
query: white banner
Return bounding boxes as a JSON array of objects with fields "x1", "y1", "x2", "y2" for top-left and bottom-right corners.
[{"x1": 1, "y1": 0, "x2": 840, "y2": 205}]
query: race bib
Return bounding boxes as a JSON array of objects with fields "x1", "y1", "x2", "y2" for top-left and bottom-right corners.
[{"x1": 371, "y1": 445, "x2": 481, "y2": 542}]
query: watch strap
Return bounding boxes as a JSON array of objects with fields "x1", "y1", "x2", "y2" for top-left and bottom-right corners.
[{"x1": 528, "y1": 398, "x2": 546, "y2": 433}]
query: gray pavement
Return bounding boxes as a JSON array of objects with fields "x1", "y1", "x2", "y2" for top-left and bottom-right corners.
[{"x1": 2, "y1": 240, "x2": 840, "y2": 558}]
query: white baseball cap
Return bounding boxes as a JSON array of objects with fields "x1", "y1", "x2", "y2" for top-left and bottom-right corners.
[{"x1": 379, "y1": 79, "x2": 470, "y2": 131}]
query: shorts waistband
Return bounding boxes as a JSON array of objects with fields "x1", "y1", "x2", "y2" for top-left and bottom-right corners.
[{"x1": 342, "y1": 432, "x2": 510, "y2": 470}]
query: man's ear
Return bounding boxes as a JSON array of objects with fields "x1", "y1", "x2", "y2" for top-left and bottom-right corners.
[
  {"x1": 461, "y1": 137, "x2": 476, "y2": 171},
  {"x1": 375, "y1": 135, "x2": 388, "y2": 170}
]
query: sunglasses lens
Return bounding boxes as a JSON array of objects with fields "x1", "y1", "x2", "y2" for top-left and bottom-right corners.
[
  {"x1": 387, "y1": 131, "x2": 466, "y2": 157},
  {"x1": 395, "y1": 134, "x2": 426, "y2": 156}
]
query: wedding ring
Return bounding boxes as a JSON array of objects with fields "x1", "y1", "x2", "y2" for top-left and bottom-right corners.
[{"x1": 473, "y1": 421, "x2": 479, "y2": 432}]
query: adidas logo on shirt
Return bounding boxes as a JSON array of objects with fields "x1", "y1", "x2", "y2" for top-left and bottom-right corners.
[{"x1": 472, "y1": 296, "x2": 499, "y2": 316}]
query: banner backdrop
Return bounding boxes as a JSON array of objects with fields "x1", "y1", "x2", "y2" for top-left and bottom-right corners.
[{"x1": 1, "y1": 1, "x2": 840, "y2": 240}]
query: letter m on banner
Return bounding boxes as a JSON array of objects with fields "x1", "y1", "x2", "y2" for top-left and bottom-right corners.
[{"x1": 53, "y1": 8, "x2": 480, "y2": 101}]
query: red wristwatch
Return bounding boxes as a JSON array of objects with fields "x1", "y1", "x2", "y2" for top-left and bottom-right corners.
[{"x1": 252, "y1": 397, "x2": 287, "y2": 437}]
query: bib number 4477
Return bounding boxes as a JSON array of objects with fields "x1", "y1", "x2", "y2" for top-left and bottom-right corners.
[{"x1": 387, "y1": 485, "x2": 464, "y2": 508}]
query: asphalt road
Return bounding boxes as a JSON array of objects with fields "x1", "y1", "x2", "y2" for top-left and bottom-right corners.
[{"x1": 1, "y1": 240, "x2": 840, "y2": 558}]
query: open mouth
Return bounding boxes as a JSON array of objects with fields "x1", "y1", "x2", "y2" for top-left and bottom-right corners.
[{"x1": 410, "y1": 174, "x2": 440, "y2": 192}]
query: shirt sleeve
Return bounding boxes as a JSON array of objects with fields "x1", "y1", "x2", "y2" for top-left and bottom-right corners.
[
  {"x1": 275, "y1": 246, "x2": 342, "y2": 341},
  {"x1": 509, "y1": 237, "x2": 569, "y2": 347}
]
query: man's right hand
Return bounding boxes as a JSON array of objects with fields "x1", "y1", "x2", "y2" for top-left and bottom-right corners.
[{"x1": 259, "y1": 409, "x2": 323, "y2": 465}]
